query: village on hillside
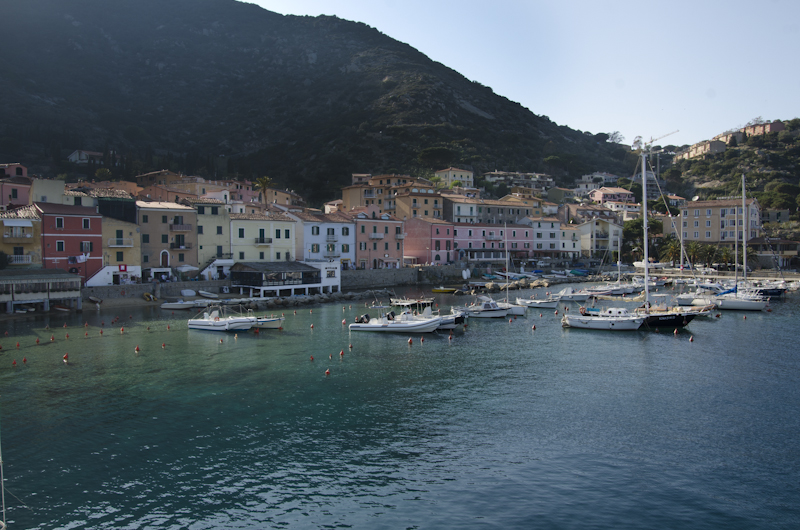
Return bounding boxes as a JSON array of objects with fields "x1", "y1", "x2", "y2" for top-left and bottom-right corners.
[{"x1": 0, "y1": 120, "x2": 797, "y2": 304}]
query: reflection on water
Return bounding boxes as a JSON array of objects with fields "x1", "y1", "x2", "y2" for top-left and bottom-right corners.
[{"x1": 1, "y1": 288, "x2": 799, "y2": 529}]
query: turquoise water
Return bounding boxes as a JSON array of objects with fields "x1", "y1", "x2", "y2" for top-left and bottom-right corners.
[{"x1": 1, "y1": 288, "x2": 799, "y2": 529}]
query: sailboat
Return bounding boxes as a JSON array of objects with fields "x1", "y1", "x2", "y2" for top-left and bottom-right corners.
[
  {"x1": 713, "y1": 174, "x2": 767, "y2": 311},
  {"x1": 495, "y1": 224, "x2": 527, "y2": 316}
]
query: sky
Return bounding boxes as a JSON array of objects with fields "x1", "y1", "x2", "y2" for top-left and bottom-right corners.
[{"x1": 245, "y1": 0, "x2": 800, "y2": 149}]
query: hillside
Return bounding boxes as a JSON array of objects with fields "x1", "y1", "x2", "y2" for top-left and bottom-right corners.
[
  {"x1": 659, "y1": 123, "x2": 800, "y2": 219},
  {"x1": 0, "y1": 0, "x2": 638, "y2": 206}
]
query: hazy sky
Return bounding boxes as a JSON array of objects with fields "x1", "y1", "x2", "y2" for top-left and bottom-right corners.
[{"x1": 246, "y1": 0, "x2": 799, "y2": 148}]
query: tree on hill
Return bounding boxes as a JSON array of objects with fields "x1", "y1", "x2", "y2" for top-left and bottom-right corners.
[{"x1": 254, "y1": 176, "x2": 275, "y2": 203}]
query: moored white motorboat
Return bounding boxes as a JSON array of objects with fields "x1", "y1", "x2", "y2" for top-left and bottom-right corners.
[
  {"x1": 515, "y1": 296, "x2": 559, "y2": 309},
  {"x1": 160, "y1": 300, "x2": 198, "y2": 310},
  {"x1": 180, "y1": 289, "x2": 197, "y2": 297},
  {"x1": 198, "y1": 290, "x2": 219, "y2": 299},
  {"x1": 462, "y1": 295, "x2": 509, "y2": 318},
  {"x1": 496, "y1": 299, "x2": 527, "y2": 315},
  {"x1": 349, "y1": 308, "x2": 442, "y2": 332},
  {"x1": 253, "y1": 315, "x2": 286, "y2": 329},
  {"x1": 551, "y1": 287, "x2": 590, "y2": 302},
  {"x1": 188, "y1": 305, "x2": 257, "y2": 331}
]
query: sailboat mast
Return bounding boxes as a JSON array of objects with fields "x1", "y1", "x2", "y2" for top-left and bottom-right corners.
[
  {"x1": 742, "y1": 173, "x2": 747, "y2": 283},
  {"x1": 641, "y1": 150, "x2": 650, "y2": 308},
  {"x1": 0, "y1": 397, "x2": 6, "y2": 530}
]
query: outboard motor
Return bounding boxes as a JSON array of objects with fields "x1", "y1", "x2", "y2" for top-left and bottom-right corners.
[{"x1": 356, "y1": 313, "x2": 370, "y2": 323}]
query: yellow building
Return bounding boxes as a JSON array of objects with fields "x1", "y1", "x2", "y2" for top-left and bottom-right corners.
[
  {"x1": 0, "y1": 204, "x2": 42, "y2": 267},
  {"x1": 98, "y1": 217, "x2": 142, "y2": 285}
]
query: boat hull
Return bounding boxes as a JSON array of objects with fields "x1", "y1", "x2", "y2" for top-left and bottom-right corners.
[
  {"x1": 641, "y1": 312, "x2": 696, "y2": 328},
  {"x1": 253, "y1": 317, "x2": 285, "y2": 329},
  {"x1": 561, "y1": 315, "x2": 644, "y2": 330},
  {"x1": 349, "y1": 317, "x2": 442, "y2": 333}
]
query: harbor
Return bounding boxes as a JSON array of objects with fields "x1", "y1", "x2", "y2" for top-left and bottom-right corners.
[{"x1": 0, "y1": 283, "x2": 798, "y2": 528}]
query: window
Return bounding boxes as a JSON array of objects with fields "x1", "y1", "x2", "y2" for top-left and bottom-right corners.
[
  {"x1": 80, "y1": 241, "x2": 93, "y2": 252},
  {"x1": 217, "y1": 226, "x2": 222, "y2": 235},
  {"x1": 694, "y1": 232, "x2": 699, "y2": 238},
  {"x1": 197, "y1": 206, "x2": 205, "y2": 215},
  {"x1": 142, "y1": 215, "x2": 148, "y2": 223},
  {"x1": 693, "y1": 210, "x2": 699, "y2": 217},
  {"x1": 236, "y1": 228, "x2": 244, "y2": 239},
  {"x1": 397, "y1": 242, "x2": 400, "y2": 250},
  {"x1": 56, "y1": 217, "x2": 64, "y2": 229},
  {"x1": 312, "y1": 226, "x2": 320, "y2": 235},
  {"x1": 56, "y1": 240, "x2": 65, "y2": 252},
  {"x1": 705, "y1": 231, "x2": 711, "y2": 238},
  {"x1": 359, "y1": 242, "x2": 366, "y2": 250},
  {"x1": 706, "y1": 209, "x2": 712, "y2": 216},
  {"x1": 276, "y1": 252, "x2": 281, "y2": 260},
  {"x1": 82, "y1": 218, "x2": 90, "y2": 229},
  {"x1": 285, "y1": 229, "x2": 290, "y2": 239},
  {"x1": 360, "y1": 225, "x2": 365, "y2": 233},
  {"x1": 327, "y1": 270, "x2": 336, "y2": 278},
  {"x1": 161, "y1": 234, "x2": 168, "y2": 244},
  {"x1": 259, "y1": 252, "x2": 264, "y2": 259},
  {"x1": 197, "y1": 225, "x2": 204, "y2": 234},
  {"x1": 372, "y1": 242, "x2": 377, "y2": 250},
  {"x1": 11, "y1": 189, "x2": 17, "y2": 199},
  {"x1": 683, "y1": 232, "x2": 688, "y2": 239},
  {"x1": 342, "y1": 227, "x2": 349, "y2": 236},
  {"x1": 142, "y1": 234, "x2": 150, "y2": 243},
  {"x1": 143, "y1": 255, "x2": 149, "y2": 263},
  {"x1": 162, "y1": 215, "x2": 168, "y2": 223},
  {"x1": 239, "y1": 252, "x2": 245, "y2": 259},
  {"x1": 211, "y1": 206, "x2": 218, "y2": 215},
  {"x1": 694, "y1": 221, "x2": 699, "y2": 227},
  {"x1": 706, "y1": 221, "x2": 711, "y2": 227},
  {"x1": 311, "y1": 244, "x2": 320, "y2": 253},
  {"x1": 179, "y1": 253, "x2": 185, "y2": 262}
]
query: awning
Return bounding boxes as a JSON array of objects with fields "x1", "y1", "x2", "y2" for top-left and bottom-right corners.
[
  {"x1": 176, "y1": 265, "x2": 199, "y2": 272},
  {"x1": 2, "y1": 219, "x2": 33, "y2": 227}
]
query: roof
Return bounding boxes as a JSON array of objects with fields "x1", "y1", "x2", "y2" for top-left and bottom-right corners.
[
  {"x1": 34, "y1": 202, "x2": 101, "y2": 216},
  {"x1": 435, "y1": 167, "x2": 472, "y2": 173},
  {"x1": 135, "y1": 201, "x2": 194, "y2": 211},
  {"x1": 290, "y1": 210, "x2": 353, "y2": 223},
  {"x1": 230, "y1": 212, "x2": 292, "y2": 222},
  {"x1": 0, "y1": 204, "x2": 40, "y2": 220},
  {"x1": 185, "y1": 197, "x2": 226, "y2": 205},
  {"x1": 231, "y1": 261, "x2": 320, "y2": 273}
]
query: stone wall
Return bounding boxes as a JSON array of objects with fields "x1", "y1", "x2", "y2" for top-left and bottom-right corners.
[
  {"x1": 84, "y1": 280, "x2": 230, "y2": 302},
  {"x1": 341, "y1": 265, "x2": 466, "y2": 290}
]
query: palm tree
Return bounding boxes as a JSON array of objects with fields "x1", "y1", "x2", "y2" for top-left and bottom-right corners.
[
  {"x1": 685, "y1": 241, "x2": 702, "y2": 267},
  {"x1": 717, "y1": 246, "x2": 733, "y2": 270},
  {"x1": 254, "y1": 176, "x2": 275, "y2": 203},
  {"x1": 659, "y1": 237, "x2": 681, "y2": 265},
  {"x1": 698, "y1": 244, "x2": 719, "y2": 268}
]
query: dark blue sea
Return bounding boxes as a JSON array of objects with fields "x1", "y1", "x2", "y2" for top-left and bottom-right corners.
[{"x1": 1, "y1": 286, "x2": 799, "y2": 529}]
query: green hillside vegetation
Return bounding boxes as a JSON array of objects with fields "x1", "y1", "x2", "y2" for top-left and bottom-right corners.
[{"x1": 0, "y1": 0, "x2": 639, "y2": 207}]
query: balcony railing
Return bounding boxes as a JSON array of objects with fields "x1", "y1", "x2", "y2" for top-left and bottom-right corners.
[
  {"x1": 169, "y1": 223, "x2": 192, "y2": 231},
  {"x1": 485, "y1": 235, "x2": 502, "y2": 241},
  {"x1": 326, "y1": 234, "x2": 338, "y2": 242},
  {"x1": 595, "y1": 232, "x2": 609, "y2": 239},
  {"x1": 107, "y1": 238, "x2": 134, "y2": 247},
  {"x1": 254, "y1": 237, "x2": 273, "y2": 245},
  {"x1": 323, "y1": 250, "x2": 341, "y2": 258},
  {"x1": 169, "y1": 242, "x2": 193, "y2": 249},
  {"x1": 395, "y1": 233, "x2": 405, "y2": 239},
  {"x1": 3, "y1": 233, "x2": 33, "y2": 241},
  {"x1": 368, "y1": 233, "x2": 384, "y2": 240},
  {"x1": 7, "y1": 255, "x2": 32, "y2": 264}
]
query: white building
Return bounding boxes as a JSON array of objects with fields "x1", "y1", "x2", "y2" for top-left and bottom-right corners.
[
  {"x1": 286, "y1": 210, "x2": 357, "y2": 270},
  {"x1": 435, "y1": 167, "x2": 474, "y2": 188}
]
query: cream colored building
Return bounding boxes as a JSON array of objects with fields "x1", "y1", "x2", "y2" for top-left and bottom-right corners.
[
  {"x1": 89, "y1": 217, "x2": 141, "y2": 286},
  {"x1": 229, "y1": 212, "x2": 296, "y2": 263},
  {"x1": 664, "y1": 198, "x2": 762, "y2": 250},
  {"x1": 435, "y1": 167, "x2": 474, "y2": 188}
]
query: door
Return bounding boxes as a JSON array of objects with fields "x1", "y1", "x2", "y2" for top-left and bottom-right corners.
[
  {"x1": 160, "y1": 251, "x2": 169, "y2": 267},
  {"x1": 115, "y1": 229, "x2": 123, "y2": 246}
]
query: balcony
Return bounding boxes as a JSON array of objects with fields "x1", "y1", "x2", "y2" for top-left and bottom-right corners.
[
  {"x1": 3, "y1": 233, "x2": 34, "y2": 243},
  {"x1": 595, "y1": 232, "x2": 609, "y2": 239},
  {"x1": 169, "y1": 242, "x2": 193, "y2": 249},
  {"x1": 254, "y1": 237, "x2": 273, "y2": 245},
  {"x1": 326, "y1": 234, "x2": 338, "y2": 242},
  {"x1": 323, "y1": 250, "x2": 341, "y2": 258},
  {"x1": 8, "y1": 255, "x2": 32, "y2": 264},
  {"x1": 363, "y1": 191, "x2": 376, "y2": 198},
  {"x1": 395, "y1": 233, "x2": 405, "y2": 240},
  {"x1": 107, "y1": 238, "x2": 134, "y2": 247},
  {"x1": 485, "y1": 235, "x2": 502, "y2": 241},
  {"x1": 169, "y1": 223, "x2": 192, "y2": 232},
  {"x1": 368, "y1": 233, "x2": 385, "y2": 240}
]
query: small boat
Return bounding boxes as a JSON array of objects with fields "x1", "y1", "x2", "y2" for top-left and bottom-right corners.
[
  {"x1": 198, "y1": 290, "x2": 219, "y2": 299},
  {"x1": 143, "y1": 292, "x2": 158, "y2": 301},
  {"x1": 349, "y1": 308, "x2": 442, "y2": 333},
  {"x1": 551, "y1": 287, "x2": 590, "y2": 302},
  {"x1": 496, "y1": 299, "x2": 527, "y2": 315},
  {"x1": 161, "y1": 300, "x2": 198, "y2": 310},
  {"x1": 515, "y1": 296, "x2": 559, "y2": 309},
  {"x1": 431, "y1": 286, "x2": 458, "y2": 294},
  {"x1": 253, "y1": 315, "x2": 286, "y2": 329},
  {"x1": 88, "y1": 296, "x2": 103, "y2": 304},
  {"x1": 561, "y1": 306, "x2": 645, "y2": 330},
  {"x1": 461, "y1": 296, "x2": 509, "y2": 318},
  {"x1": 180, "y1": 289, "x2": 197, "y2": 297},
  {"x1": 188, "y1": 305, "x2": 257, "y2": 331},
  {"x1": 392, "y1": 298, "x2": 467, "y2": 330},
  {"x1": 53, "y1": 304, "x2": 71, "y2": 312}
]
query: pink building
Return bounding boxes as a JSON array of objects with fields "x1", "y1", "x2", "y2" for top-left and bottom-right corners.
[
  {"x1": 403, "y1": 217, "x2": 455, "y2": 265},
  {"x1": 0, "y1": 175, "x2": 32, "y2": 208},
  {"x1": 453, "y1": 223, "x2": 531, "y2": 263},
  {"x1": 0, "y1": 163, "x2": 27, "y2": 178},
  {"x1": 588, "y1": 187, "x2": 635, "y2": 205},
  {"x1": 349, "y1": 205, "x2": 404, "y2": 269}
]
